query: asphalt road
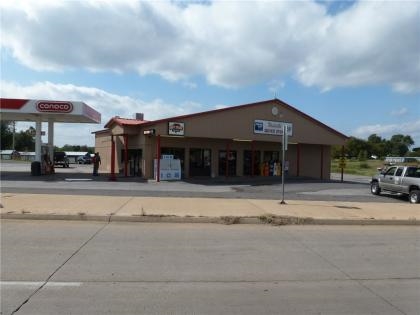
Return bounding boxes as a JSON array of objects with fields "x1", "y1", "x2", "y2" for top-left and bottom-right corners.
[
  {"x1": 0, "y1": 162, "x2": 406, "y2": 203},
  {"x1": 1, "y1": 220, "x2": 419, "y2": 315}
]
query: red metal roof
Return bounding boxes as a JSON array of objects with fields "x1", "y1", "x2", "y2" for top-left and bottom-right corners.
[{"x1": 104, "y1": 117, "x2": 149, "y2": 128}]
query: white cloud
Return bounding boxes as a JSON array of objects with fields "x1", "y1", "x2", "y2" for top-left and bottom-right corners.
[
  {"x1": 353, "y1": 120, "x2": 420, "y2": 147},
  {"x1": 268, "y1": 79, "x2": 286, "y2": 95},
  {"x1": 390, "y1": 107, "x2": 408, "y2": 117},
  {"x1": 1, "y1": 1, "x2": 419, "y2": 92},
  {"x1": 0, "y1": 80, "x2": 209, "y2": 146}
]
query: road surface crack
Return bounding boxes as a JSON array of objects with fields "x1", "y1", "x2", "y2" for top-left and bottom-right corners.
[{"x1": 10, "y1": 222, "x2": 110, "y2": 314}]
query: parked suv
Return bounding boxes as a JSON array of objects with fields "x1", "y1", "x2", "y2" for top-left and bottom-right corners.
[
  {"x1": 54, "y1": 151, "x2": 70, "y2": 168},
  {"x1": 77, "y1": 155, "x2": 92, "y2": 164}
]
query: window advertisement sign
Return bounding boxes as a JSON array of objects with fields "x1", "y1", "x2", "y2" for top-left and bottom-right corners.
[
  {"x1": 254, "y1": 120, "x2": 293, "y2": 136},
  {"x1": 168, "y1": 122, "x2": 185, "y2": 136}
]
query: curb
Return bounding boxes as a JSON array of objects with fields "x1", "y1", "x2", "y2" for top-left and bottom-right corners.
[{"x1": 1, "y1": 213, "x2": 419, "y2": 226}]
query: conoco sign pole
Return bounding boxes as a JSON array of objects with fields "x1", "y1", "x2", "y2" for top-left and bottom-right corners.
[{"x1": 280, "y1": 124, "x2": 287, "y2": 205}]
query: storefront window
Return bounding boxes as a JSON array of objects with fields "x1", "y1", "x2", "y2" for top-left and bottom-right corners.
[
  {"x1": 262, "y1": 151, "x2": 281, "y2": 176},
  {"x1": 263, "y1": 151, "x2": 279, "y2": 163},
  {"x1": 189, "y1": 148, "x2": 211, "y2": 176}
]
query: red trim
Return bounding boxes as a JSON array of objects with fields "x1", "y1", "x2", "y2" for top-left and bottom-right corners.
[
  {"x1": 124, "y1": 135, "x2": 128, "y2": 177},
  {"x1": 109, "y1": 136, "x2": 117, "y2": 181},
  {"x1": 320, "y1": 145, "x2": 324, "y2": 180},
  {"x1": 226, "y1": 142, "x2": 230, "y2": 177},
  {"x1": 0, "y1": 98, "x2": 28, "y2": 110},
  {"x1": 296, "y1": 143, "x2": 301, "y2": 177},
  {"x1": 251, "y1": 140, "x2": 255, "y2": 177},
  {"x1": 157, "y1": 135, "x2": 161, "y2": 182},
  {"x1": 341, "y1": 145, "x2": 345, "y2": 182}
]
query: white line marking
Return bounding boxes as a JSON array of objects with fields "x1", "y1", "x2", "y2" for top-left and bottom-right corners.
[{"x1": 1, "y1": 281, "x2": 82, "y2": 287}]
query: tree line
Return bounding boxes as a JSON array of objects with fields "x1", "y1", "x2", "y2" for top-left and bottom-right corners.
[
  {"x1": 332, "y1": 134, "x2": 419, "y2": 159},
  {"x1": 1, "y1": 121, "x2": 94, "y2": 153}
]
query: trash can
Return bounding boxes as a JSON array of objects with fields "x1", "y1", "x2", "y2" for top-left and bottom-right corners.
[{"x1": 31, "y1": 161, "x2": 41, "y2": 176}]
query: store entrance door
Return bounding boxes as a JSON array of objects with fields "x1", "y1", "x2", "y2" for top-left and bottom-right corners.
[
  {"x1": 219, "y1": 150, "x2": 237, "y2": 176},
  {"x1": 189, "y1": 148, "x2": 211, "y2": 177},
  {"x1": 243, "y1": 150, "x2": 261, "y2": 176},
  {"x1": 121, "y1": 149, "x2": 142, "y2": 176}
]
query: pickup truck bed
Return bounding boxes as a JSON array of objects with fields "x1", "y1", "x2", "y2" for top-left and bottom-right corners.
[{"x1": 371, "y1": 165, "x2": 420, "y2": 204}]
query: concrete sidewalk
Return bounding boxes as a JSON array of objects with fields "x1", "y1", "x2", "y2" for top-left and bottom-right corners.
[{"x1": 1, "y1": 193, "x2": 419, "y2": 225}]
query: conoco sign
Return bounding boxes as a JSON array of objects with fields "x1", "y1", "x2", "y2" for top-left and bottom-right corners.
[{"x1": 36, "y1": 101, "x2": 73, "y2": 113}]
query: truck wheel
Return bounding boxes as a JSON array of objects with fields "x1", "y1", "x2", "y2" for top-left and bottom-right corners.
[
  {"x1": 409, "y1": 190, "x2": 420, "y2": 204},
  {"x1": 370, "y1": 182, "x2": 381, "y2": 195}
]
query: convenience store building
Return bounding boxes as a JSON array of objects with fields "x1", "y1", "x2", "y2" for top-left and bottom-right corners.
[{"x1": 94, "y1": 99, "x2": 348, "y2": 180}]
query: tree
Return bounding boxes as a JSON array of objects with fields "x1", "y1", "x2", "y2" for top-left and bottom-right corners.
[
  {"x1": 389, "y1": 134, "x2": 414, "y2": 156},
  {"x1": 61, "y1": 144, "x2": 87, "y2": 152},
  {"x1": 346, "y1": 137, "x2": 369, "y2": 159},
  {"x1": 336, "y1": 134, "x2": 416, "y2": 160},
  {"x1": 367, "y1": 134, "x2": 382, "y2": 144},
  {"x1": 14, "y1": 127, "x2": 35, "y2": 151},
  {"x1": 331, "y1": 145, "x2": 344, "y2": 159},
  {"x1": 390, "y1": 134, "x2": 414, "y2": 147},
  {"x1": 1, "y1": 121, "x2": 13, "y2": 150},
  {"x1": 366, "y1": 134, "x2": 388, "y2": 158},
  {"x1": 406, "y1": 150, "x2": 420, "y2": 157}
]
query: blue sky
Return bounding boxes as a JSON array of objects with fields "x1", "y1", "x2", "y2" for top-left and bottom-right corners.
[{"x1": 1, "y1": 0, "x2": 419, "y2": 147}]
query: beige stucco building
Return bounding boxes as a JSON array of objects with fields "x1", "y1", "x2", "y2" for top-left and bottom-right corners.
[{"x1": 94, "y1": 99, "x2": 348, "y2": 180}]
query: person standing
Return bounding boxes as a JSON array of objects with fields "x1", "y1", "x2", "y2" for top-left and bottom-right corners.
[{"x1": 93, "y1": 152, "x2": 101, "y2": 176}]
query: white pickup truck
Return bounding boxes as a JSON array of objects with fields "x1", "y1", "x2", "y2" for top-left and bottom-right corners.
[{"x1": 370, "y1": 165, "x2": 420, "y2": 203}]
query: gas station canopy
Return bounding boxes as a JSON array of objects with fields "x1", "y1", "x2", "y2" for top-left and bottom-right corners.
[
  {"x1": 0, "y1": 98, "x2": 101, "y2": 165},
  {"x1": 0, "y1": 98, "x2": 101, "y2": 123}
]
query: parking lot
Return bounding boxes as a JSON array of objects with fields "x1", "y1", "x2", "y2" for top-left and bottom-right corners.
[{"x1": 0, "y1": 161, "x2": 405, "y2": 203}]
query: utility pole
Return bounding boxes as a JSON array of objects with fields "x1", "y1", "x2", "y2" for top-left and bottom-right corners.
[{"x1": 280, "y1": 124, "x2": 288, "y2": 205}]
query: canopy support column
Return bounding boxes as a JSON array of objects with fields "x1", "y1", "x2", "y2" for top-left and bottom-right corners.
[
  {"x1": 48, "y1": 120, "x2": 54, "y2": 159},
  {"x1": 109, "y1": 135, "x2": 117, "y2": 181},
  {"x1": 35, "y1": 119, "x2": 42, "y2": 162}
]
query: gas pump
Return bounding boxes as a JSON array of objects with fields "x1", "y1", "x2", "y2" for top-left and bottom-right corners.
[{"x1": 41, "y1": 144, "x2": 54, "y2": 174}]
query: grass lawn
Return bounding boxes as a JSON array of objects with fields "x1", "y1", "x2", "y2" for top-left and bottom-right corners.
[{"x1": 331, "y1": 159, "x2": 385, "y2": 177}]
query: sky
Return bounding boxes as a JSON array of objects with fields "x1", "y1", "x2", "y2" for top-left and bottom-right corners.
[{"x1": 1, "y1": 0, "x2": 419, "y2": 148}]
